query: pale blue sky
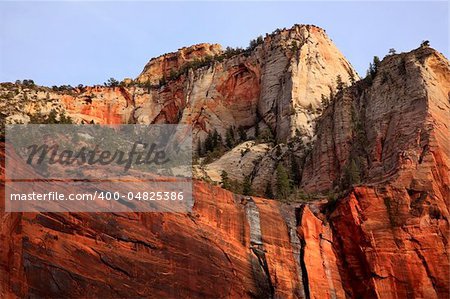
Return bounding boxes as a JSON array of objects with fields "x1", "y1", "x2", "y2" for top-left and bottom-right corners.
[{"x1": 0, "y1": 1, "x2": 448, "y2": 86}]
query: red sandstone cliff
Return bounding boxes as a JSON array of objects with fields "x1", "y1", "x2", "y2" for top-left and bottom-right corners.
[
  {"x1": 300, "y1": 46, "x2": 450, "y2": 298},
  {"x1": 137, "y1": 43, "x2": 223, "y2": 85},
  {"x1": 1, "y1": 24, "x2": 358, "y2": 193},
  {"x1": 0, "y1": 25, "x2": 449, "y2": 298}
]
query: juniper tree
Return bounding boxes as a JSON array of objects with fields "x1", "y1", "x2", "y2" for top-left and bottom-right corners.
[
  {"x1": 349, "y1": 72, "x2": 356, "y2": 85},
  {"x1": 367, "y1": 56, "x2": 381, "y2": 80}
]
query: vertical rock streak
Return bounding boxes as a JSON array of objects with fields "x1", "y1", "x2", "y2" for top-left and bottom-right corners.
[
  {"x1": 243, "y1": 197, "x2": 275, "y2": 298},
  {"x1": 280, "y1": 206, "x2": 307, "y2": 298}
]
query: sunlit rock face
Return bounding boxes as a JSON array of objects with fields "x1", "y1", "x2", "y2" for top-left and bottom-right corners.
[
  {"x1": 1, "y1": 24, "x2": 449, "y2": 298},
  {"x1": 1, "y1": 182, "x2": 448, "y2": 298},
  {"x1": 2, "y1": 25, "x2": 356, "y2": 142},
  {"x1": 1, "y1": 24, "x2": 357, "y2": 194},
  {"x1": 301, "y1": 47, "x2": 450, "y2": 195},
  {"x1": 136, "y1": 43, "x2": 223, "y2": 85}
]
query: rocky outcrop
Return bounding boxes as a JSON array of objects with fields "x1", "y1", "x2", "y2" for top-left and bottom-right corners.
[
  {"x1": 136, "y1": 43, "x2": 223, "y2": 84},
  {"x1": 201, "y1": 141, "x2": 271, "y2": 183},
  {"x1": 330, "y1": 186, "x2": 449, "y2": 298},
  {"x1": 259, "y1": 25, "x2": 357, "y2": 141},
  {"x1": 301, "y1": 46, "x2": 450, "y2": 195},
  {"x1": 1, "y1": 25, "x2": 357, "y2": 143},
  {"x1": 0, "y1": 25, "x2": 449, "y2": 298},
  {"x1": 0, "y1": 85, "x2": 135, "y2": 125},
  {"x1": 298, "y1": 46, "x2": 450, "y2": 298},
  {"x1": 1, "y1": 24, "x2": 359, "y2": 194}
]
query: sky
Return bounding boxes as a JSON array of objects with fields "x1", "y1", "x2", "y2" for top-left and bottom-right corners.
[{"x1": 0, "y1": 1, "x2": 448, "y2": 86}]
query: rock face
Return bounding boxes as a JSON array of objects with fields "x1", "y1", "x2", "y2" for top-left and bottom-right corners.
[
  {"x1": 1, "y1": 24, "x2": 358, "y2": 194},
  {"x1": 331, "y1": 186, "x2": 449, "y2": 298},
  {"x1": 136, "y1": 43, "x2": 223, "y2": 85},
  {"x1": 1, "y1": 25, "x2": 449, "y2": 298},
  {"x1": 299, "y1": 46, "x2": 450, "y2": 298},
  {"x1": 201, "y1": 141, "x2": 271, "y2": 183},
  {"x1": 0, "y1": 85, "x2": 135, "y2": 125},
  {"x1": 1, "y1": 25, "x2": 356, "y2": 141},
  {"x1": 2, "y1": 184, "x2": 446, "y2": 298},
  {"x1": 0, "y1": 169, "x2": 334, "y2": 298},
  {"x1": 300, "y1": 47, "x2": 450, "y2": 195}
]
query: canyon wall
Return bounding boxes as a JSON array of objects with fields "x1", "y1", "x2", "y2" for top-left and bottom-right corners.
[
  {"x1": 1, "y1": 24, "x2": 357, "y2": 193},
  {"x1": 301, "y1": 47, "x2": 450, "y2": 195},
  {"x1": 2, "y1": 25, "x2": 356, "y2": 142},
  {"x1": 0, "y1": 25, "x2": 449, "y2": 298},
  {"x1": 300, "y1": 46, "x2": 450, "y2": 298}
]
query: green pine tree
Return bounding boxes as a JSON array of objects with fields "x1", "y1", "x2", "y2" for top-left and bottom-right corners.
[
  {"x1": 225, "y1": 126, "x2": 235, "y2": 148},
  {"x1": 265, "y1": 183, "x2": 274, "y2": 199},
  {"x1": 276, "y1": 164, "x2": 291, "y2": 200},
  {"x1": 238, "y1": 126, "x2": 247, "y2": 142},
  {"x1": 290, "y1": 154, "x2": 300, "y2": 186},
  {"x1": 341, "y1": 159, "x2": 361, "y2": 189},
  {"x1": 221, "y1": 170, "x2": 231, "y2": 190},
  {"x1": 254, "y1": 122, "x2": 260, "y2": 139},
  {"x1": 336, "y1": 74, "x2": 345, "y2": 92},
  {"x1": 242, "y1": 175, "x2": 253, "y2": 196}
]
